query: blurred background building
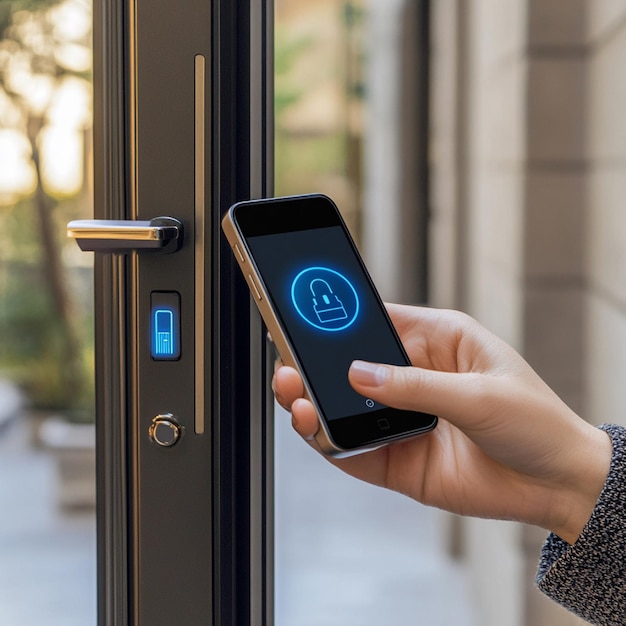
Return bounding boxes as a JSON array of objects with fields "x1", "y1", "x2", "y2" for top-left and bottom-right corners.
[
  {"x1": 429, "y1": 3, "x2": 624, "y2": 625},
  {"x1": 1, "y1": 0, "x2": 624, "y2": 624}
]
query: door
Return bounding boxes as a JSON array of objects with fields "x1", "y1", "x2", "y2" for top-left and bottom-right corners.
[{"x1": 70, "y1": 1, "x2": 273, "y2": 624}]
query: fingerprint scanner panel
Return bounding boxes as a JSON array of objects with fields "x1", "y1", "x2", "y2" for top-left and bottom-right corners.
[{"x1": 151, "y1": 292, "x2": 181, "y2": 360}]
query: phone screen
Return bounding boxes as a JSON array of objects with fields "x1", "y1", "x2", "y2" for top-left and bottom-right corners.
[{"x1": 232, "y1": 195, "x2": 436, "y2": 450}]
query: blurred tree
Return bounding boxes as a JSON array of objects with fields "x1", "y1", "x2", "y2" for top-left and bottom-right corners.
[
  {"x1": 275, "y1": 27, "x2": 310, "y2": 119},
  {"x1": 0, "y1": 0, "x2": 92, "y2": 414}
]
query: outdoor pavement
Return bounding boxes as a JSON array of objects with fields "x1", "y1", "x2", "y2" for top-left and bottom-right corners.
[
  {"x1": 0, "y1": 381, "x2": 478, "y2": 625},
  {"x1": 274, "y1": 406, "x2": 478, "y2": 626},
  {"x1": 0, "y1": 410, "x2": 96, "y2": 626}
]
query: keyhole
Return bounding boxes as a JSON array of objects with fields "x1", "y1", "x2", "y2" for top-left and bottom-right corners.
[{"x1": 323, "y1": 294, "x2": 330, "y2": 305}]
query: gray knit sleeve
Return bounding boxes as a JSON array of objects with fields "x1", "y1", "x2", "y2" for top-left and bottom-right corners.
[{"x1": 536, "y1": 424, "x2": 626, "y2": 625}]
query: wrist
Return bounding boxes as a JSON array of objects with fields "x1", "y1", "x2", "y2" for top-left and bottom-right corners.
[{"x1": 549, "y1": 425, "x2": 612, "y2": 545}]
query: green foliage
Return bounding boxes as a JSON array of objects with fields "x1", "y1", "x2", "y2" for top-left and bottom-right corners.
[
  {"x1": 0, "y1": 0, "x2": 51, "y2": 34},
  {"x1": 0, "y1": 267, "x2": 94, "y2": 417},
  {"x1": 273, "y1": 10, "x2": 364, "y2": 205},
  {"x1": 0, "y1": 0, "x2": 94, "y2": 422},
  {"x1": 343, "y1": 1, "x2": 366, "y2": 29},
  {"x1": 274, "y1": 27, "x2": 311, "y2": 119},
  {"x1": 0, "y1": 199, "x2": 94, "y2": 420}
]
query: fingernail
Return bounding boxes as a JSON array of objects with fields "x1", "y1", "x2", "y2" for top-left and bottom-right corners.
[{"x1": 349, "y1": 360, "x2": 389, "y2": 387}]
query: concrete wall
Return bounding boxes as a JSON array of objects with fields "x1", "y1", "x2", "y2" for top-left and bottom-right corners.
[
  {"x1": 523, "y1": 4, "x2": 587, "y2": 623},
  {"x1": 367, "y1": 0, "x2": 626, "y2": 621},
  {"x1": 464, "y1": 2, "x2": 527, "y2": 623},
  {"x1": 362, "y1": 0, "x2": 428, "y2": 304},
  {"x1": 428, "y1": 0, "x2": 626, "y2": 624},
  {"x1": 585, "y1": 2, "x2": 626, "y2": 431}
]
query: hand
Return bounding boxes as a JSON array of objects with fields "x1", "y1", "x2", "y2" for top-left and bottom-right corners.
[{"x1": 272, "y1": 304, "x2": 612, "y2": 544}]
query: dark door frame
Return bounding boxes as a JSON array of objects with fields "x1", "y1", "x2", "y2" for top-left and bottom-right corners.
[{"x1": 92, "y1": 1, "x2": 273, "y2": 624}]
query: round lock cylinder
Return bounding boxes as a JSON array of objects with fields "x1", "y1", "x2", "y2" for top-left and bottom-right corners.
[{"x1": 149, "y1": 414, "x2": 182, "y2": 447}]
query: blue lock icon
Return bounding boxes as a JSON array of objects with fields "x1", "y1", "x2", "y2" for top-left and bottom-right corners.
[
  {"x1": 310, "y1": 279, "x2": 348, "y2": 324},
  {"x1": 291, "y1": 266, "x2": 359, "y2": 332}
]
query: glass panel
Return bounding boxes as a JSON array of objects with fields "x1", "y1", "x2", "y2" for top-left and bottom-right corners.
[
  {"x1": 273, "y1": 2, "x2": 477, "y2": 624},
  {"x1": 275, "y1": 0, "x2": 363, "y2": 239},
  {"x1": 0, "y1": 1, "x2": 96, "y2": 624}
]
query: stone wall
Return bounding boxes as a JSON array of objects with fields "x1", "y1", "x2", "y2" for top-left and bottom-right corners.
[
  {"x1": 585, "y1": 3, "x2": 626, "y2": 432},
  {"x1": 428, "y1": 0, "x2": 624, "y2": 624},
  {"x1": 367, "y1": 0, "x2": 626, "y2": 621}
]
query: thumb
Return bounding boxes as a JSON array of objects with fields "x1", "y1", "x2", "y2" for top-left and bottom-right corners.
[{"x1": 348, "y1": 360, "x2": 489, "y2": 429}]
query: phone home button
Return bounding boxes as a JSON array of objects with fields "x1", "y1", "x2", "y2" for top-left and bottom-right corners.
[{"x1": 377, "y1": 418, "x2": 390, "y2": 431}]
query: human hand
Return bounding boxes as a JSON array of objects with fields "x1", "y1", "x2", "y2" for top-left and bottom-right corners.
[{"x1": 272, "y1": 304, "x2": 612, "y2": 544}]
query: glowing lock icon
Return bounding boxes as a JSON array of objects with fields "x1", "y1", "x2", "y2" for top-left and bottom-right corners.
[
  {"x1": 291, "y1": 266, "x2": 359, "y2": 332},
  {"x1": 310, "y1": 278, "x2": 348, "y2": 324}
]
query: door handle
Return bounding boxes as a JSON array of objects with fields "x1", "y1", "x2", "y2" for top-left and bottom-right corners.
[{"x1": 67, "y1": 216, "x2": 184, "y2": 254}]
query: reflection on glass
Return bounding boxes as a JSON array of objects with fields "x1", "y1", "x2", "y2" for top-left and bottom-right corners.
[
  {"x1": 275, "y1": 0, "x2": 365, "y2": 237},
  {"x1": 273, "y1": 3, "x2": 478, "y2": 626}
]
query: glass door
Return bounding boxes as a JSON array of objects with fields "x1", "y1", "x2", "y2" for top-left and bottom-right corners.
[{"x1": 74, "y1": 1, "x2": 273, "y2": 624}]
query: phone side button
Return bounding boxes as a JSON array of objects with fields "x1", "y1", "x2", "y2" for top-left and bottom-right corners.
[
  {"x1": 248, "y1": 274, "x2": 263, "y2": 301},
  {"x1": 234, "y1": 243, "x2": 245, "y2": 263}
]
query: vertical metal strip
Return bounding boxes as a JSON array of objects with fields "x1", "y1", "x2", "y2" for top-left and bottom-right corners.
[
  {"x1": 126, "y1": 4, "x2": 141, "y2": 622},
  {"x1": 128, "y1": 0, "x2": 138, "y2": 220},
  {"x1": 264, "y1": 5, "x2": 275, "y2": 622},
  {"x1": 249, "y1": 0, "x2": 263, "y2": 619},
  {"x1": 94, "y1": 0, "x2": 135, "y2": 621},
  {"x1": 129, "y1": 253, "x2": 141, "y2": 626},
  {"x1": 249, "y1": 0, "x2": 274, "y2": 622},
  {"x1": 195, "y1": 54, "x2": 206, "y2": 434}
]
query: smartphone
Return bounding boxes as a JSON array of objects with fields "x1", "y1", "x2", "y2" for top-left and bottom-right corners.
[{"x1": 222, "y1": 194, "x2": 437, "y2": 456}]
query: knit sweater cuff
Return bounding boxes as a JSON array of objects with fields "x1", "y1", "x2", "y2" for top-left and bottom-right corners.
[{"x1": 536, "y1": 424, "x2": 626, "y2": 626}]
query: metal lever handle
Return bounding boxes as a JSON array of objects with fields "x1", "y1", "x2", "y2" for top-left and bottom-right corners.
[{"x1": 67, "y1": 216, "x2": 184, "y2": 254}]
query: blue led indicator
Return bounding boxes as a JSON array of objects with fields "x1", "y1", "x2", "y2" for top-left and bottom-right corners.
[
  {"x1": 291, "y1": 266, "x2": 359, "y2": 332},
  {"x1": 154, "y1": 309, "x2": 175, "y2": 357},
  {"x1": 150, "y1": 292, "x2": 181, "y2": 360}
]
